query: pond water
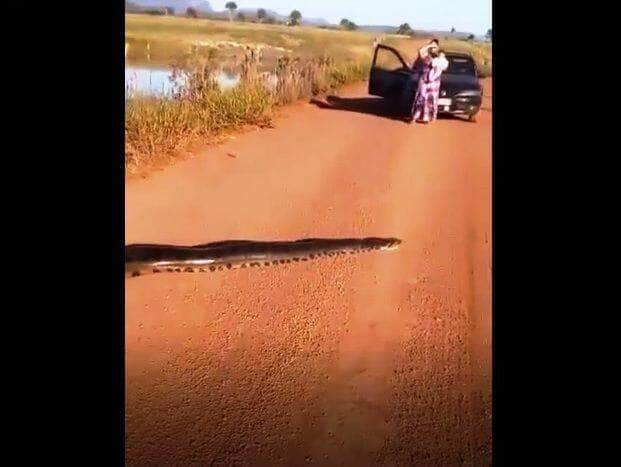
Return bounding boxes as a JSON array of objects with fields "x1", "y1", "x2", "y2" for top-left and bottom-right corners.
[{"x1": 125, "y1": 65, "x2": 242, "y2": 97}]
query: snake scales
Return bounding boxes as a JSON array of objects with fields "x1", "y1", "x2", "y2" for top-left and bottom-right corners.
[{"x1": 126, "y1": 237, "x2": 401, "y2": 278}]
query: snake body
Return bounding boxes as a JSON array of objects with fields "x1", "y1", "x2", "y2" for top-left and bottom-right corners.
[{"x1": 126, "y1": 237, "x2": 401, "y2": 278}]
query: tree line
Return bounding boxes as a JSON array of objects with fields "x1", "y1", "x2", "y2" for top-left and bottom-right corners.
[
  {"x1": 126, "y1": 2, "x2": 491, "y2": 40},
  {"x1": 132, "y1": 2, "x2": 304, "y2": 27}
]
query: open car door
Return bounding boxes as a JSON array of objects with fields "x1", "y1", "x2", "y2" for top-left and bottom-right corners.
[{"x1": 368, "y1": 45, "x2": 413, "y2": 99}]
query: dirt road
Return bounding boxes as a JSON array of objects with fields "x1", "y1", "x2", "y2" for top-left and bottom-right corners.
[{"x1": 125, "y1": 80, "x2": 492, "y2": 465}]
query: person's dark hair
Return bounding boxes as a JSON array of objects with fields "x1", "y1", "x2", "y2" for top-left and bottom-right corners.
[{"x1": 431, "y1": 38, "x2": 440, "y2": 45}]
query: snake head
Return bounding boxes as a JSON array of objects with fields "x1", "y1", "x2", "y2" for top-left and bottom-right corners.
[{"x1": 383, "y1": 238, "x2": 402, "y2": 250}]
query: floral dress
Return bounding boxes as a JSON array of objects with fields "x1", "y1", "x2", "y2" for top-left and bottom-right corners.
[{"x1": 411, "y1": 56, "x2": 448, "y2": 122}]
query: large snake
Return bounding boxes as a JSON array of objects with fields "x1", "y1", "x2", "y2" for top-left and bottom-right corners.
[{"x1": 126, "y1": 237, "x2": 402, "y2": 278}]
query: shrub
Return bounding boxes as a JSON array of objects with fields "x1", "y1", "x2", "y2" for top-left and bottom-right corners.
[
  {"x1": 289, "y1": 10, "x2": 302, "y2": 26},
  {"x1": 396, "y1": 23, "x2": 414, "y2": 36},
  {"x1": 340, "y1": 19, "x2": 357, "y2": 30}
]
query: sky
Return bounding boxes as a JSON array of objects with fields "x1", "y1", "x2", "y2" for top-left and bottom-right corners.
[{"x1": 208, "y1": 0, "x2": 491, "y2": 35}]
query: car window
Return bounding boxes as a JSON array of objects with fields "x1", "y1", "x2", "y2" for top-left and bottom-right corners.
[{"x1": 446, "y1": 57, "x2": 476, "y2": 75}]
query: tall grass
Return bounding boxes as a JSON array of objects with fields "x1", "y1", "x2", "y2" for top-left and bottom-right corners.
[{"x1": 125, "y1": 47, "x2": 369, "y2": 173}]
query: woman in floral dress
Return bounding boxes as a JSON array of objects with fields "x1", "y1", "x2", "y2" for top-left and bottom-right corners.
[{"x1": 411, "y1": 40, "x2": 449, "y2": 123}]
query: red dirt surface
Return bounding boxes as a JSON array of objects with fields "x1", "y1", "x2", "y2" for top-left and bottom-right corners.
[{"x1": 125, "y1": 79, "x2": 492, "y2": 465}]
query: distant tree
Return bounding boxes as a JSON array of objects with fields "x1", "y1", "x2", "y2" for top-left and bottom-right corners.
[
  {"x1": 451, "y1": 26, "x2": 456, "y2": 34},
  {"x1": 396, "y1": 23, "x2": 413, "y2": 36},
  {"x1": 165, "y1": 7, "x2": 175, "y2": 16},
  {"x1": 486, "y1": 28, "x2": 492, "y2": 40},
  {"x1": 467, "y1": 33, "x2": 475, "y2": 41},
  {"x1": 265, "y1": 15, "x2": 276, "y2": 24},
  {"x1": 289, "y1": 10, "x2": 302, "y2": 26},
  {"x1": 257, "y1": 8, "x2": 267, "y2": 22},
  {"x1": 146, "y1": 8, "x2": 166, "y2": 15},
  {"x1": 236, "y1": 12, "x2": 246, "y2": 22},
  {"x1": 186, "y1": 7, "x2": 198, "y2": 18},
  {"x1": 225, "y1": 2, "x2": 238, "y2": 21},
  {"x1": 340, "y1": 19, "x2": 357, "y2": 30}
]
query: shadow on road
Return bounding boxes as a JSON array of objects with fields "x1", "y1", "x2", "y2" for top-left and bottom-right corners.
[
  {"x1": 310, "y1": 95, "x2": 409, "y2": 122},
  {"x1": 310, "y1": 95, "x2": 483, "y2": 123}
]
